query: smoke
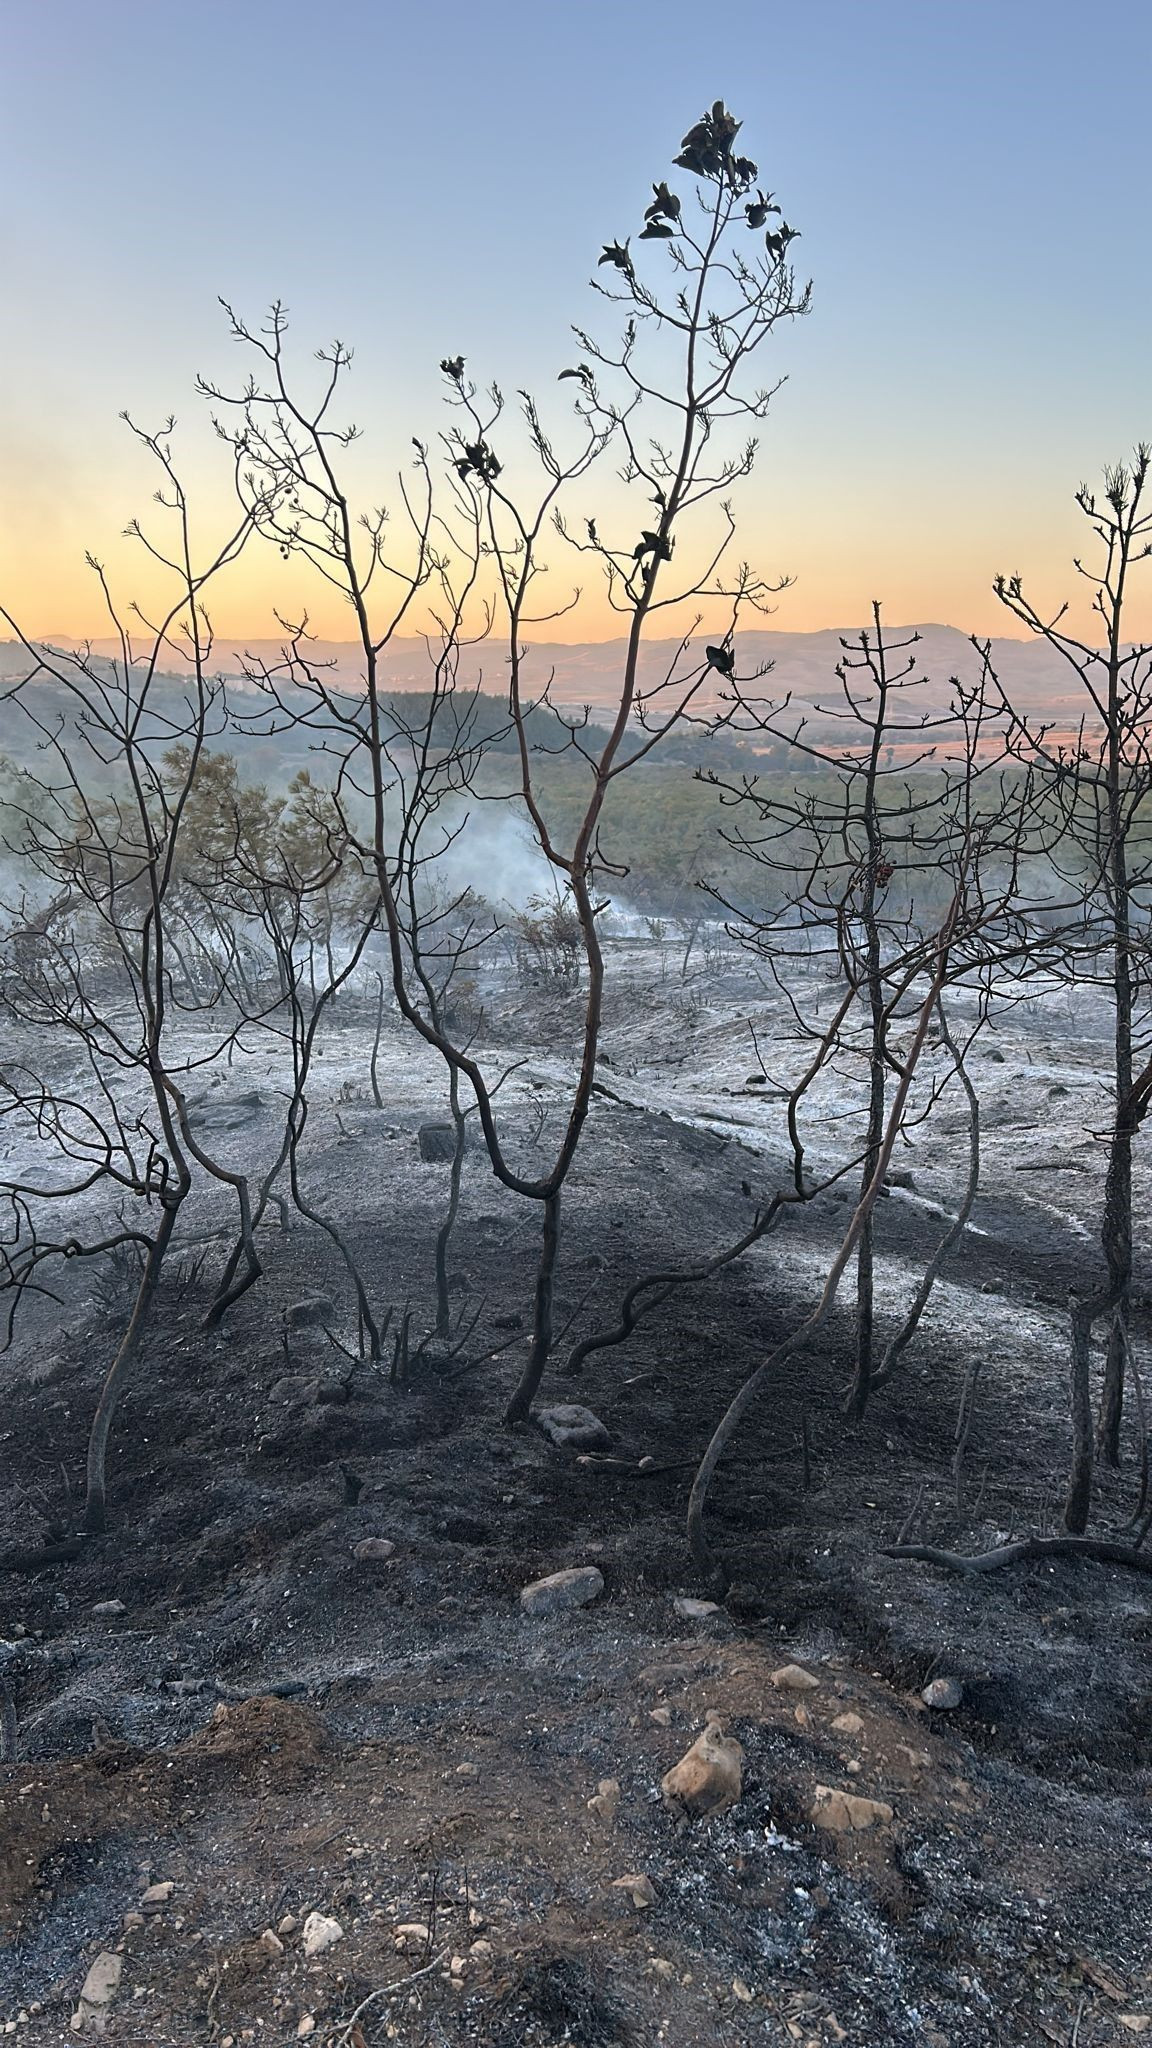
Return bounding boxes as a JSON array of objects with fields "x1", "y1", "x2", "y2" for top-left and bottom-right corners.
[{"x1": 431, "y1": 808, "x2": 560, "y2": 915}]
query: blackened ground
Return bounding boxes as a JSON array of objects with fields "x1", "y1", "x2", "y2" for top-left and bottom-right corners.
[{"x1": 1, "y1": 964, "x2": 1151, "y2": 2045}]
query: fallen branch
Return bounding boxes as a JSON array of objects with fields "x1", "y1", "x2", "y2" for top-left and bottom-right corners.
[
  {"x1": 883, "y1": 1536, "x2": 1152, "y2": 1578},
  {"x1": 0, "y1": 1537, "x2": 87, "y2": 1574}
]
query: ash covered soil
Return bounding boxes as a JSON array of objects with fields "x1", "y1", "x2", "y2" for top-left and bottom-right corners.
[{"x1": 1, "y1": 941, "x2": 1150, "y2": 2045}]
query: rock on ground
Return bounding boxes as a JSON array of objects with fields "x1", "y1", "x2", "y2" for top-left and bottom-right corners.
[
  {"x1": 535, "y1": 1403, "x2": 613, "y2": 1451},
  {"x1": 301, "y1": 1910, "x2": 344, "y2": 1957},
  {"x1": 922, "y1": 1675, "x2": 964, "y2": 1709},
  {"x1": 70, "y1": 1952, "x2": 122, "y2": 2032},
  {"x1": 520, "y1": 1566, "x2": 604, "y2": 1616},
  {"x1": 417, "y1": 1123, "x2": 458, "y2": 1162},
  {"x1": 660, "y1": 1718, "x2": 744, "y2": 1819},
  {"x1": 771, "y1": 1662, "x2": 820, "y2": 1692},
  {"x1": 671, "y1": 1596, "x2": 722, "y2": 1620},
  {"x1": 810, "y1": 1784, "x2": 894, "y2": 1832}
]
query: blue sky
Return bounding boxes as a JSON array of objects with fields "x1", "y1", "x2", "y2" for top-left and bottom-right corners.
[{"x1": 3, "y1": 0, "x2": 1151, "y2": 638}]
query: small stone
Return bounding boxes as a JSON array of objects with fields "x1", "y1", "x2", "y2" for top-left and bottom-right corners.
[
  {"x1": 352, "y1": 1538, "x2": 396, "y2": 1563},
  {"x1": 672, "y1": 1597, "x2": 721, "y2": 1621},
  {"x1": 650, "y1": 1706, "x2": 672, "y2": 1727},
  {"x1": 260, "y1": 1929, "x2": 284, "y2": 1955},
  {"x1": 661, "y1": 1720, "x2": 743, "y2": 1820},
  {"x1": 277, "y1": 1915, "x2": 299, "y2": 1936},
  {"x1": 647, "y1": 1958, "x2": 675, "y2": 1979},
  {"x1": 535, "y1": 1404, "x2": 612, "y2": 1452},
  {"x1": 71, "y1": 1953, "x2": 122, "y2": 2031},
  {"x1": 449, "y1": 1955, "x2": 467, "y2": 1977},
  {"x1": 587, "y1": 1777, "x2": 620, "y2": 1821},
  {"x1": 139, "y1": 1881, "x2": 174, "y2": 1910},
  {"x1": 732, "y1": 1978, "x2": 755, "y2": 2003},
  {"x1": 1118, "y1": 2020, "x2": 1151, "y2": 2036},
  {"x1": 831, "y1": 1712, "x2": 865, "y2": 1737},
  {"x1": 301, "y1": 1911, "x2": 344, "y2": 1957},
  {"x1": 921, "y1": 1676, "x2": 963, "y2": 1711},
  {"x1": 469, "y1": 1939, "x2": 494, "y2": 1958},
  {"x1": 395, "y1": 1923, "x2": 431, "y2": 1949},
  {"x1": 91, "y1": 1600, "x2": 126, "y2": 1618},
  {"x1": 296, "y1": 2021, "x2": 316, "y2": 2041},
  {"x1": 611, "y1": 1872, "x2": 656, "y2": 1908},
  {"x1": 520, "y1": 1566, "x2": 604, "y2": 1617},
  {"x1": 455, "y1": 1761, "x2": 479, "y2": 1778},
  {"x1": 637, "y1": 1660, "x2": 699, "y2": 1689},
  {"x1": 771, "y1": 1663, "x2": 820, "y2": 1693},
  {"x1": 121, "y1": 1911, "x2": 144, "y2": 1930},
  {"x1": 810, "y1": 1784, "x2": 894, "y2": 1832}
]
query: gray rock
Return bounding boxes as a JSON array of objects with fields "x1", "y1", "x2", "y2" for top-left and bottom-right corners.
[
  {"x1": 418, "y1": 1123, "x2": 460, "y2": 1163},
  {"x1": 285, "y1": 1297, "x2": 337, "y2": 1329},
  {"x1": 187, "y1": 1088, "x2": 265, "y2": 1131},
  {"x1": 535, "y1": 1403, "x2": 612, "y2": 1452},
  {"x1": 672, "y1": 1596, "x2": 722, "y2": 1621},
  {"x1": 352, "y1": 1538, "x2": 396, "y2": 1563},
  {"x1": 520, "y1": 1566, "x2": 604, "y2": 1617},
  {"x1": 921, "y1": 1675, "x2": 963, "y2": 1710},
  {"x1": 73, "y1": 1950, "x2": 122, "y2": 2029}
]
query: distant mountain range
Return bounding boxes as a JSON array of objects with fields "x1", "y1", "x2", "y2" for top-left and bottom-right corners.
[{"x1": 2, "y1": 624, "x2": 1093, "y2": 728}]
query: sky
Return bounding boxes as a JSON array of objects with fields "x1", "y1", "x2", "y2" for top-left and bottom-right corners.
[{"x1": 3, "y1": 0, "x2": 1152, "y2": 647}]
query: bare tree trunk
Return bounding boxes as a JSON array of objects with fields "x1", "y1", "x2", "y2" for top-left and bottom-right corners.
[
  {"x1": 1066, "y1": 1301, "x2": 1096, "y2": 1534},
  {"x1": 844, "y1": 936, "x2": 885, "y2": 1420},
  {"x1": 287, "y1": 1107, "x2": 385, "y2": 1363},
  {"x1": 369, "y1": 971, "x2": 386, "y2": 1110},
  {"x1": 434, "y1": 1070, "x2": 467, "y2": 1339},
  {"x1": 688, "y1": 930, "x2": 952, "y2": 1584},
  {"x1": 1100, "y1": 1302, "x2": 1129, "y2": 1466},
  {"x1": 870, "y1": 1003, "x2": 980, "y2": 1389},
  {"x1": 85, "y1": 1201, "x2": 181, "y2": 1533},
  {"x1": 844, "y1": 600, "x2": 888, "y2": 1423},
  {"x1": 1097, "y1": 800, "x2": 1135, "y2": 1464},
  {"x1": 505, "y1": 1190, "x2": 561, "y2": 1425}
]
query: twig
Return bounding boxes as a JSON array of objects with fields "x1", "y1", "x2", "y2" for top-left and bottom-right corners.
[
  {"x1": 894, "y1": 1483, "x2": 925, "y2": 1547},
  {"x1": 333, "y1": 1949, "x2": 452, "y2": 2046},
  {"x1": 952, "y1": 1358, "x2": 982, "y2": 1516}
]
